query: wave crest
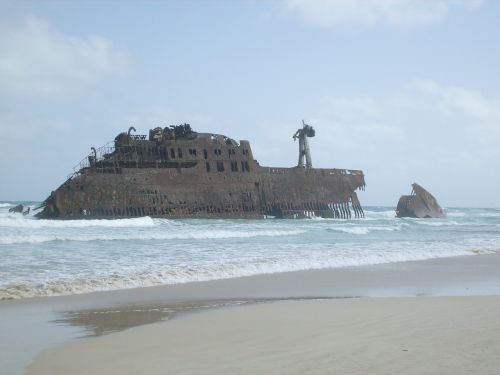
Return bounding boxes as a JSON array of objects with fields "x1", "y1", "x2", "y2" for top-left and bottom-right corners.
[
  {"x1": 0, "y1": 229, "x2": 306, "y2": 245},
  {"x1": 0, "y1": 216, "x2": 156, "y2": 229}
]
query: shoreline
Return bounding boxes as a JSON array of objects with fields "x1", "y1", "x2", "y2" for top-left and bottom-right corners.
[
  {"x1": 3, "y1": 252, "x2": 500, "y2": 374},
  {"x1": 4, "y1": 251, "x2": 500, "y2": 308}
]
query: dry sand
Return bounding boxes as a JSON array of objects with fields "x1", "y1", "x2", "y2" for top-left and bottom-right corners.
[{"x1": 27, "y1": 296, "x2": 500, "y2": 375}]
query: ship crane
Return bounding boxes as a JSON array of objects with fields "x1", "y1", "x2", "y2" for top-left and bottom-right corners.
[{"x1": 293, "y1": 120, "x2": 315, "y2": 168}]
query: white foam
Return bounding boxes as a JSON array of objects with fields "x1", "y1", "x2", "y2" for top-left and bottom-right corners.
[
  {"x1": 480, "y1": 212, "x2": 500, "y2": 218},
  {"x1": 329, "y1": 225, "x2": 402, "y2": 235},
  {"x1": 0, "y1": 203, "x2": 13, "y2": 208},
  {"x1": 414, "y1": 220, "x2": 460, "y2": 226},
  {"x1": 332, "y1": 227, "x2": 370, "y2": 235},
  {"x1": 447, "y1": 212, "x2": 466, "y2": 217},
  {"x1": 363, "y1": 210, "x2": 396, "y2": 220},
  {"x1": 0, "y1": 216, "x2": 156, "y2": 229},
  {"x1": 0, "y1": 229, "x2": 307, "y2": 245},
  {"x1": 0, "y1": 244, "x2": 488, "y2": 300}
]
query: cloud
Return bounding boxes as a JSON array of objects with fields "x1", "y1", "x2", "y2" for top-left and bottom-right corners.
[
  {"x1": 315, "y1": 79, "x2": 500, "y2": 155},
  {"x1": 414, "y1": 80, "x2": 500, "y2": 126},
  {"x1": 307, "y1": 80, "x2": 500, "y2": 205},
  {"x1": 281, "y1": 0, "x2": 483, "y2": 28},
  {"x1": 0, "y1": 15, "x2": 128, "y2": 96}
]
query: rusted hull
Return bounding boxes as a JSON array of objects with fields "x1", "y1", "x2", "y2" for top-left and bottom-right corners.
[
  {"x1": 39, "y1": 166, "x2": 365, "y2": 219},
  {"x1": 396, "y1": 183, "x2": 446, "y2": 219}
]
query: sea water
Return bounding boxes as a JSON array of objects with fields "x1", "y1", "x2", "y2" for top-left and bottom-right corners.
[{"x1": 1, "y1": 202, "x2": 499, "y2": 300}]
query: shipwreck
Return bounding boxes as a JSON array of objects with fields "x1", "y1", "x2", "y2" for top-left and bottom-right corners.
[
  {"x1": 396, "y1": 183, "x2": 446, "y2": 219},
  {"x1": 36, "y1": 122, "x2": 366, "y2": 219}
]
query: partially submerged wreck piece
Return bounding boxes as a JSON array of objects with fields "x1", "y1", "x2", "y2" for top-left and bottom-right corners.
[
  {"x1": 36, "y1": 122, "x2": 366, "y2": 219},
  {"x1": 8, "y1": 204, "x2": 23, "y2": 213},
  {"x1": 396, "y1": 183, "x2": 446, "y2": 218}
]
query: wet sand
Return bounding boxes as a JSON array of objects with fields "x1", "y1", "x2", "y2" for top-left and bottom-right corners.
[
  {"x1": 27, "y1": 296, "x2": 500, "y2": 375},
  {"x1": 3, "y1": 253, "x2": 500, "y2": 374}
]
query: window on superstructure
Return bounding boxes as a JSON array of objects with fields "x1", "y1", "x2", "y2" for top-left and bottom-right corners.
[
  {"x1": 203, "y1": 149, "x2": 208, "y2": 159},
  {"x1": 178, "y1": 148, "x2": 183, "y2": 158},
  {"x1": 231, "y1": 161, "x2": 238, "y2": 172},
  {"x1": 241, "y1": 161, "x2": 250, "y2": 172},
  {"x1": 170, "y1": 148, "x2": 175, "y2": 159},
  {"x1": 216, "y1": 161, "x2": 224, "y2": 172},
  {"x1": 206, "y1": 162, "x2": 211, "y2": 172}
]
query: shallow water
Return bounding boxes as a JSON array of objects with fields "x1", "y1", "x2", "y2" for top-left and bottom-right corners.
[{"x1": 1, "y1": 202, "x2": 499, "y2": 300}]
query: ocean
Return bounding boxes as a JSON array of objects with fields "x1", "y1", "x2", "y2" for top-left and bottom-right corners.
[{"x1": 1, "y1": 202, "x2": 499, "y2": 300}]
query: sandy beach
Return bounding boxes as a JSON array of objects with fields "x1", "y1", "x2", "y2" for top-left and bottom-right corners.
[
  {"x1": 4, "y1": 253, "x2": 497, "y2": 375},
  {"x1": 26, "y1": 296, "x2": 500, "y2": 375}
]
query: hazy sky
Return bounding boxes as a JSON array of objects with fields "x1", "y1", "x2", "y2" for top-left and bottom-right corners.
[{"x1": 1, "y1": 0, "x2": 499, "y2": 207}]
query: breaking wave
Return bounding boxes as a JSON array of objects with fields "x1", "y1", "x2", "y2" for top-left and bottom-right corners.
[
  {"x1": 0, "y1": 229, "x2": 306, "y2": 245},
  {"x1": 328, "y1": 225, "x2": 403, "y2": 235},
  {"x1": 363, "y1": 209, "x2": 396, "y2": 220},
  {"x1": 0, "y1": 203, "x2": 13, "y2": 208},
  {"x1": 414, "y1": 220, "x2": 461, "y2": 226},
  {"x1": 0, "y1": 243, "x2": 491, "y2": 300},
  {"x1": 0, "y1": 216, "x2": 156, "y2": 229},
  {"x1": 480, "y1": 212, "x2": 500, "y2": 218}
]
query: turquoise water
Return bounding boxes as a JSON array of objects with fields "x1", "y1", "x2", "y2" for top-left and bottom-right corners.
[{"x1": 1, "y1": 202, "x2": 499, "y2": 300}]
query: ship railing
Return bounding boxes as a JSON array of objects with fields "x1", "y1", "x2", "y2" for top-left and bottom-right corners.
[
  {"x1": 323, "y1": 168, "x2": 364, "y2": 175},
  {"x1": 130, "y1": 134, "x2": 147, "y2": 140},
  {"x1": 268, "y1": 167, "x2": 289, "y2": 174},
  {"x1": 266, "y1": 167, "x2": 364, "y2": 176},
  {"x1": 67, "y1": 141, "x2": 115, "y2": 180}
]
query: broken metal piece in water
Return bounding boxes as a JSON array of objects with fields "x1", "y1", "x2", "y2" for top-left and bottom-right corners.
[{"x1": 396, "y1": 183, "x2": 446, "y2": 219}]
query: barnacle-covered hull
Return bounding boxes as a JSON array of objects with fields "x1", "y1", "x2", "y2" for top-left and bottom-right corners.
[{"x1": 37, "y1": 125, "x2": 366, "y2": 219}]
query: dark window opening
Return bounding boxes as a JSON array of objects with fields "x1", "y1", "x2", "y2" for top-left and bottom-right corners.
[
  {"x1": 241, "y1": 161, "x2": 250, "y2": 172},
  {"x1": 216, "y1": 161, "x2": 225, "y2": 172},
  {"x1": 230, "y1": 161, "x2": 238, "y2": 172},
  {"x1": 178, "y1": 148, "x2": 183, "y2": 158},
  {"x1": 170, "y1": 148, "x2": 175, "y2": 159},
  {"x1": 203, "y1": 149, "x2": 208, "y2": 159},
  {"x1": 206, "y1": 162, "x2": 211, "y2": 172}
]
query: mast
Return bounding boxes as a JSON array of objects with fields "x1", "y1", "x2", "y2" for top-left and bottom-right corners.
[{"x1": 293, "y1": 120, "x2": 315, "y2": 168}]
